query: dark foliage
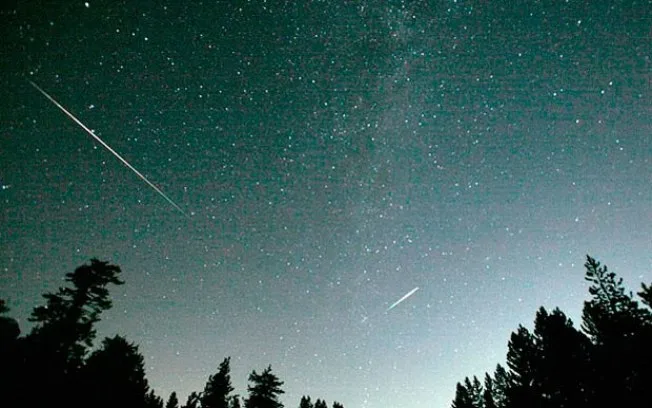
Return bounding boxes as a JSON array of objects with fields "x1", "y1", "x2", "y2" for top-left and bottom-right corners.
[
  {"x1": 639, "y1": 283, "x2": 652, "y2": 308},
  {"x1": 451, "y1": 380, "x2": 474, "y2": 408},
  {"x1": 300, "y1": 396, "x2": 344, "y2": 408},
  {"x1": 299, "y1": 395, "x2": 314, "y2": 408},
  {"x1": 451, "y1": 255, "x2": 652, "y2": 408},
  {"x1": 81, "y1": 335, "x2": 151, "y2": 408},
  {"x1": 8, "y1": 259, "x2": 123, "y2": 407},
  {"x1": 0, "y1": 300, "x2": 21, "y2": 407},
  {"x1": 314, "y1": 399, "x2": 328, "y2": 408},
  {"x1": 202, "y1": 357, "x2": 235, "y2": 408},
  {"x1": 231, "y1": 395, "x2": 243, "y2": 408},
  {"x1": 166, "y1": 392, "x2": 180, "y2": 408},
  {"x1": 145, "y1": 389, "x2": 165, "y2": 408},
  {"x1": 0, "y1": 259, "x2": 346, "y2": 408},
  {"x1": 245, "y1": 365, "x2": 285, "y2": 408},
  {"x1": 0, "y1": 299, "x2": 20, "y2": 344},
  {"x1": 28, "y1": 258, "x2": 124, "y2": 369},
  {"x1": 580, "y1": 256, "x2": 652, "y2": 406},
  {"x1": 182, "y1": 391, "x2": 202, "y2": 408}
]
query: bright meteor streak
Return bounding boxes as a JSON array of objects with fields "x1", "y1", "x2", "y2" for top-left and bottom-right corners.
[
  {"x1": 29, "y1": 80, "x2": 187, "y2": 216},
  {"x1": 386, "y1": 286, "x2": 420, "y2": 312}
]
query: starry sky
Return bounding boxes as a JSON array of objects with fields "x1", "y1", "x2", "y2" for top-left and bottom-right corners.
[{"x1": 1, "y1": 1, "x2": 651, "y2": 407}]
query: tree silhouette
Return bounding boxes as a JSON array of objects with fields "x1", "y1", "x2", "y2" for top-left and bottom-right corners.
[
  {"x1": 581, "y1": 256, "x2": 647, "y2": 343},
  {"x1": 0, "y1": 300, "x2": 21, "y2": 407},
  {"x1": 17, "y1": 259, "x2": 123, "y2": 407},
  {"x1": 299, "y1": 395, "x2": 313, "y2": 408},
  {"x1": 28, "y1": 259, "x2": 123, "y2": 371},
  {"x1": 451, "y1": 380, "x2": 475, "y2": 408},
  {"x1": 506, "y1": 310, "x2": 594, "y2": 407},
  {"x1": 245, "y1": 365, "x2": 285, "y2": 408},
  {"x1": 202, "y1": 357, "x2": 235, "y2": 408},
  {"x1": 182, "y1": 391, "x2": 201, "y2": 408},
  {"x1": 581, "y1": 255, "x2": 652, "y2": 405},
  {"x1": 81, "y1": 335, "x2": 151, "y2": 408},
  {"x1": 483, "y1": 373, "x2": 497, "y2": 408},
  {"x1": 639, "y1": 283, "x2": 652, "y2": 308},
  {"x1": 166, "y1": 392, "x2": 180, "y2": 408},
  {"x1": 468, "y1": 377, "x2": 483, "y2": 408},
  {"x1": 0, "y1": 299, "x2": 19, "y2": 344},
  {"x1": 1, "y1": 258, "x2": 386, "y2": 408},
  {"x1": 454, "y1": 370, "x2": 508, "y2": 408},
  {"x1": 533, "y1": 308, "x2": 593, "y2": 407},
  {"x1": 314, "y1": 399, "x2": 328, "y2": 408},
  {"x1": 451, "y1": 255, "x2": 652, "y2": 408},
  {"x1": 505, "y1": 324, "x2": 539, "y2": 407},
  {"x1": 231, "y1": 395, "x2": 243, "y2": 408},
  {"x1": 145, "y1": 389, "x2": 165, "y2": 408},
  {"x1": 488, "y1": 364, "x2": 509, "y2": 408}
]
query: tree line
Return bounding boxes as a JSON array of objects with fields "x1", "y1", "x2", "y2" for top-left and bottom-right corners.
[
  {"x1": 451, "y1": 255, "x2": 652, "y2": 408},
  {"x1": 2, "y1": 255, "x2": 650, "y2": 408},
  {"x1": 0, "y1": 259, "x2": 345, "y2": 408}
]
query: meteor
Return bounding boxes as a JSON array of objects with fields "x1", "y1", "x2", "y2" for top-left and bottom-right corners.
[
  {"x1": 28, "y1": 80, "x2": 187, "y2": 216},
  {"x1": 386, "y1": 286, "x2": 420, "y2": 312}
]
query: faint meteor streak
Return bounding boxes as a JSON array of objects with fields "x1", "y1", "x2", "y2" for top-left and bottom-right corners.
[
  {"x1": 28, "y1": 80, "x2": 187, "y2": 216},
  {"x1": 386, "y1": 286, "x2": 420, "y2": 312}
]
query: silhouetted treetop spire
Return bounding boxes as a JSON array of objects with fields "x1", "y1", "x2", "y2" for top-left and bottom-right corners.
[
  {"x1": 166, "y1": 392, "x2": 180, "y2": 408},
  {"x1": 202, "y1": 357, "x2": 235, "y2": 408},
  {"x1": 245, "y1": 365, "x2": 284, "y2": 408},
  {"x1": 28, "y1": 258, "x2": 123, "y2": 361}
]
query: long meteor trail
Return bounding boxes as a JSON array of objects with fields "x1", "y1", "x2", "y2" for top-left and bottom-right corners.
[
  {"x1": 386, "y1": 286, "x2": 420, "y2": 312},
  {"x1": 29, "y1": 80, "x2": 187, "y2": 216}
]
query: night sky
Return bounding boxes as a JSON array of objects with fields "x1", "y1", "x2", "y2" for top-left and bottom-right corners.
[{"x1": 1, "y1": 1, "x2": 651, "y2": 407}]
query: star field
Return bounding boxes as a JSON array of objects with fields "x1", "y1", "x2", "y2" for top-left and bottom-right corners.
[{"x1": 1, "y1": 1, "x2": 651, "y2": 407}]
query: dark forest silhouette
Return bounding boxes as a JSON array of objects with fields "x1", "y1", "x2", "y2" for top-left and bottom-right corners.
[
  {"x1": 0, "y1": 259, "x2": 344, "y2": 408},
  {"x1": 2, "y1": 256, "x2": 651, "y2": 407},
  {"x1": 451, "y1": 255, "x2": 652, "y2": 408}
]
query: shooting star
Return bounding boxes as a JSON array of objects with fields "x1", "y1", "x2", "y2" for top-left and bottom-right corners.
[
  {"x1": 386, "y1": 286, "x2": 420, "y2": 313},
  {"x1": 28, "y1": 80, "x2": 187, "y2": 216}
]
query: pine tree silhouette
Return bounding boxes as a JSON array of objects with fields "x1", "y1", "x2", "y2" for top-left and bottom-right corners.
[
  {"x1": 299, "y1": 396, "x2": 313, "y2": 408},
  {"x1": 245, "y1": 365, "x2": 285, "y2": 408},
  {"x1": 202, "y1": 357, "x2": 235, "y2": 408},
  {"x1": 581, "y1": 255, "x2": 652, "y2": 405},
  {"x1": 0, "y1": 299, "x2": 21, "y2": 408},
  {"x1": 145, "y1": 389, "x2": 165, "y2": 408},
  {"x1": 182, "y1": 392, "x2": 201, "y2": 408},
  {"x1": 314, "y1": 399, "x2": 328, "y2": 408},
  {"x1": 231, "y1": 395, "x2": 243, "y2": 408},
  {"x1": 81, "y1": 335, "x2": 151, "y2": 408},
  {"x1": 451, "y1": 380, "x2": 475, "y2": 408},
  {"x1": 19, "y1": 259, "x2": 123, "y2": 407},
  {"x1": 450, "y1": 255, "x2": 652, "y2": 408},
  {"x1": 166, "y1": 392, "x2": 180, "y2": 408}
]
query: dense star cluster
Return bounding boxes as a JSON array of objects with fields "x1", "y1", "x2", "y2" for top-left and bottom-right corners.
[{"x1": 1, "y1": 1, "x2": 650, "y2": 408}]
